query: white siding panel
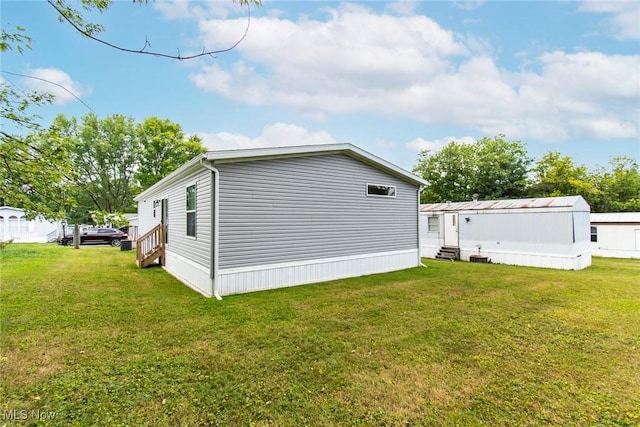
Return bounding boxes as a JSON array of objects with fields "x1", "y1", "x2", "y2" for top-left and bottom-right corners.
[
  {"x1": 461, "y1": 211, "x2": 575, "y2": 244},
  {"x1": 591, "y1": 224, "x2": 640, "y2": 258},
  {"x1": 164, "y1": 250, "x2": 212, "y2": 297},
  {"x1": 461, "y1": 248, "x2": 592, "y2": 270},
  {"x1": 137, "y1": 198, "x2": 161, "y2": 236},
  {"x1": 217, "y1": 249, "x2": 420, "y2": 296}
]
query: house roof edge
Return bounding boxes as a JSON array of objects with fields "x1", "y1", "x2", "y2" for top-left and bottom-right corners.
[{"x1": 135, "y1": 144, "x2": 426, "y2": 202}]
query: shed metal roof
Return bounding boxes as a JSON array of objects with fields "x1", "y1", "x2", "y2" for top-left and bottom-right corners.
[
  {"x1": 420, "y1": 195, "x2": 588, "y2": 213},
  {"x1": 590, "y1": 212, "x2": 640, "y2": 223}
]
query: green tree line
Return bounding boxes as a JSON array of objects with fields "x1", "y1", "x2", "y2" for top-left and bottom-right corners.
[
  {"x1": 1, "y1": 0, "x2": 255, "y2": 224},
  {"x1": 2, "y1": 113, "x2": 205, "y2": 224},
  {"x1": 413, "y1": 135, "x2": 640, "y2": 212}
]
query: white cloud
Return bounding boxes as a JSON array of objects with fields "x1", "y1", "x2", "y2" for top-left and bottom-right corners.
[
  {"x1": 153, "y1": 1, "x2": 195, "y2": 20},
  {"x1": 570, "y1": 118, "x2": 638, "y2": 139},
  {"x1": 453, "y1": 1, "x2": 485, "y2": 12},
  {"x1": 21, "y1": 68, "x2": 90, "y2": 105},
  {"x1": 407, "y1": 136, "x2": 477, "y2": 152},
  {"x1": 196, "y1": 123, "x2": 340, "y2": 150},
  {"x1": 385, "y1": 1, "x2": 419, "y2": 16},
  {"x1": 506, "y1": 51, "x2": 640, "y2": 140},
  {"x1": 154, "y1": 0, "x2": 246, "y2": 21},
  {"x1": 579, "y1": 0, "x2": 640, "y2": 40},
  {"x1": 186, "y1": 3, "x2": 639, "y2": 143}
]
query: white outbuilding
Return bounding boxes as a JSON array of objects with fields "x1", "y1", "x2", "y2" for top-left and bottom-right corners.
[
  {"x1": 590, "y1": 212, "x2": 640, "y2": 259},
  {"x1": 420, "y1": 195, "x2": 592, "y2": 270},
  {"x1": 0, "y1": 206, "x2": 60, "y2": 243}
]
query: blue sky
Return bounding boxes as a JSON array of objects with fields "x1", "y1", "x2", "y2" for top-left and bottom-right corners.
[{"x1": 2, "y1": 0, "x2": 639, "y2": 172}]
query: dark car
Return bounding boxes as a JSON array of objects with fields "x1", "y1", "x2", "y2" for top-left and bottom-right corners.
[{"x1": 58, "y1": 228, "x2": 128, "y2": 247}]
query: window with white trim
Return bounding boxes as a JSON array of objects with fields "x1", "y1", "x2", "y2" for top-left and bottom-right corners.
[
  {"x1": 186, "y1": 184, "x2": 196, "y2": 237},
  {"x1": 590, "y1": 226, "x2": 597, "y2": 242},
  {"x1": 428, "y1": 216, "x2": 439, "y2": 232},
  {"x1": 367, "y1": 183, "x2": 396, "y2": 197}
]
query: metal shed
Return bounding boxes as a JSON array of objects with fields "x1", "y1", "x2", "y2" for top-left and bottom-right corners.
[
  {"x1": 420, "y1": 195, "x2": 592, "y2": 270},
  {"x1": 135, "y1": 144, "x2": 427, "y2": 298},
  {"x1": 590, "y1": 212, "x2": 640, "y2": 259}
]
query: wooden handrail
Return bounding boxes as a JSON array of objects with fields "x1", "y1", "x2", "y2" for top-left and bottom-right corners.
[{"x1": 136, "y1": 224, "x2": 165, "y2": 268}]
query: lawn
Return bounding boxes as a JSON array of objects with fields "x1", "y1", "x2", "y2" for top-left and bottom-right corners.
[{"x1": 1, "y1": 244, "x2": 639, "y2": 426}]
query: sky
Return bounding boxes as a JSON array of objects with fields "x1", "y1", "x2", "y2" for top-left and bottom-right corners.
[{"x1": 2, "y1": 0, "x2": 639, "y2": 173}]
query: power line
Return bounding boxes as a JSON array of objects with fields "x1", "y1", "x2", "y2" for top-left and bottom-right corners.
[{"x1": 1, "y1": 69, "x2": 95, "y2": 113}]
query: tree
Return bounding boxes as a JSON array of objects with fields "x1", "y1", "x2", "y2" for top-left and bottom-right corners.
[
  {"x1": 53, "y1": 113, "x2": 140, "y2": 215},
  {"x1": 413, "y1": 135, "x2": 531, "y2": 203},
  {"x1": 135, "y1": 118, "x2": 206, "y2": 191},
  {"x1": 1, "y1": 0, "x2": 259, "y2": 220},
  {"x1": 472, "y1": 135, "x2": 531, "y2": 200},
  {"x1": 591, "y1": 156, "x2": 640, "y2": 212},
  {"x1": 413, "y1": 141, "x2": 476, "y2": 203},
  {"x1": 0, "y1": 26, "x2": 76, "y2": 220},
  {"x1": 0, "y1": 128, "x2": 76, "y2": 219},
  {"x1": 527, "y1": 152, "x2": 598, "y2": 203}
]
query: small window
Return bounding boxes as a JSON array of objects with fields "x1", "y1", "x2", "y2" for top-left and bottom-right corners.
[
  {"x1": 590, "y1": 226, "x2": 597, "y2": 242},
  {"x1": 428, "y1": 216, "x2": 439, "y2": 232},
  {"x1": 153, "y1": 200, "x2": 160, "y2": 218},
  {"x1": 367, "y1": 184, "x2": 396, "y2": 197},
  {"x1": 186, "y1": 184, "x2": 196, "y2": 237}
]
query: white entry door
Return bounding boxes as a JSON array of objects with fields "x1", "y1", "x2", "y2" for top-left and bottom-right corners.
[{"x1": 444, "y1": 213, "x2": 459, "y2": 247}]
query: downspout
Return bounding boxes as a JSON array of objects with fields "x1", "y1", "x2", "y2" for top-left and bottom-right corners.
[
  {"x1": 200, "y1": 158, "x2": 222, "y2": 300},
  {"x1": 418, "y1": 186, "x2": 427, "y2": 268}
]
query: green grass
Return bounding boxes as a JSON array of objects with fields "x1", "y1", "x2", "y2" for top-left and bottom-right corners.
[{"x1": 1, "y1": 244, "x2": 639, "y2": 426}]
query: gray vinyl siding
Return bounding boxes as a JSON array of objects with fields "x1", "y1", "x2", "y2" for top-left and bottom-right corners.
[
  {"x1": 163, "y1": 169, "x2": 212, "y2": 270},
  {"x1": 217, "y1": 153, "x2": 419, "y2": 269}
]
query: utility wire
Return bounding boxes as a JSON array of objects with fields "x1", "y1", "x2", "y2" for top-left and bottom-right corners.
[{"x1": 1, "y1": 69, "x2": 94, "y2": 112}]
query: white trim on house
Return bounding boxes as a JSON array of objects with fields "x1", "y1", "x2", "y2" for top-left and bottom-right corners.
[
  {"x1": 164, "y1": 250, "x2": 213, "y2": 297},
  {"x1": 217, "y1": 249, "x2": 419, "y2": 296},
  {"x1": 161, "y1": 248, "x2": 419, "y2": 297}
]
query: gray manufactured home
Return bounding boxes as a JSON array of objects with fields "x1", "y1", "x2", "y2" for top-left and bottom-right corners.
[{"x1": 135, "y1": 144, "x2": 427, "y2": 298}]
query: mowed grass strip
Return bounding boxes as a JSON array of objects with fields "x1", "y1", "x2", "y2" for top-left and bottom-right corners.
[{"x1": 1, "y1": 244, "x2": 638, "y2": 426}]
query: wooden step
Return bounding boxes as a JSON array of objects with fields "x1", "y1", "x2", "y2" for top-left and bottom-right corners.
[
  {"x1": 137, "y1": 245, "x2": 164, "y2": 268},
  {"x1": 136, "y1": 224, "x2": 165, "y2": 268}
]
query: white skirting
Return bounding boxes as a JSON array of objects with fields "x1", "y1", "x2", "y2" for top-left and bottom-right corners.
[
  {"x1": 164, "y1": 250, "x2": 213, "y2": 297},
  {"x1": 591, "y1": 249, "x2": 640, "y2": 259},
  {"x1": 163, "y1": 248, "x2": 420, "y2": 298},
  {"x1": 421, "y1": 243, "x2": 591, "y2": 270},
  {"x1": 460, "y1": 248, "x2": 592, "y2": 270},
  {"x1": 216, "y1": 249, "x2": 420, "y2": 296}
]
